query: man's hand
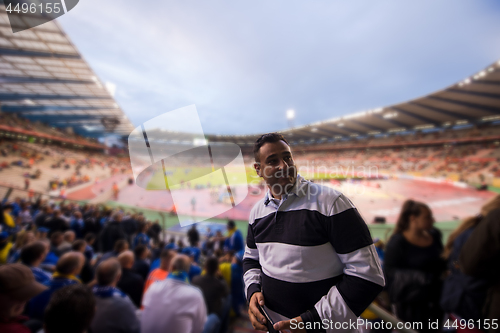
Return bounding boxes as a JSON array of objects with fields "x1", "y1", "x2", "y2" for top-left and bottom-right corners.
[
  {"x1": 274, "y1": 316, "x2": 307, "y2": 333},
  {"x1": 248, "y1": 292, "x2": 268, "y2": 331}
]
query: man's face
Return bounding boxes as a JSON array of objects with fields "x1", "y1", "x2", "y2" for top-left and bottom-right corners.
[{"x1": 254, "y1": 140, "x2": 297, "y2": 197}]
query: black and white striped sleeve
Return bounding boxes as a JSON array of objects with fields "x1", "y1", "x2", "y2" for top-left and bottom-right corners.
[
  {"x1": 243, "y1": 211, "x2": 262, "y2": 302},
  {"x1": 300, "y1": 194, "x2": 385, "y2": 328}
]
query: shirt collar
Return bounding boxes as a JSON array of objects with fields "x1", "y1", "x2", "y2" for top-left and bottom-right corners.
[{"x1": 263, "y1": 174, "x2": 307, "y2": 206}]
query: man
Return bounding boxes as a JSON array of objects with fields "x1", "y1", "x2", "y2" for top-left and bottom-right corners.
[
  {"x1": 117, "y1": 251, "x2": 144, "y2": 308},
  {"x1": 187, "y1": 224, "x2": 200, "y2": 247},
  {"x1": 58, "y1": 230, "x2": 76, "y2": 255},
  {"x1": 143, "y1": 248, "x2": 175, "y2": 296},
  {"x1": 27, "y1": 252, "x2": 85, "y2": 320},
  {"x1": 96, "y1": 239, "x2": 129, "y2": 266},
  {"x1": 20, "y1": 241, "x2": 52, "y2": 285},
  {"x1": 132, "y1": 244, "x2": 150, "y2": 280},
  {"x1": 44, "y1": 284, "x2": 96, "y2": 333},
  {"x1": 0, "y1": 264, "x2": 47, "y2": 333},
  {"x1": 460, "y1": 206, "x2": 500, "y2": 333},
  {"x1": 192, "y1": 256, "x2": 229, "y2": 318},
  {"x1": 97, "y1": 212, "x2": 127, "y2": 253},
  {"x1": 44, "y1": 210, "x2": 69, "y2": 236},
  {"x1": 72, "y1": 240, "x2": 94, "y2": 284},
  {"x1": 243, "y1": 133, "x2": 385, "y2": 333},
  {"x1": 142, "y1": 254, "x2": 207, "y2": 333},
  {"x1": 224, "y1": 220, "x2": 244, "y2": 253},
  {"x1": 91, "y1": 258, "x2": 140, "y2": 333}
]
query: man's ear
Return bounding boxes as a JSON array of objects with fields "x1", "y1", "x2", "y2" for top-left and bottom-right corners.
[{"x1": 253, "y1": 162, "x2": 261, "y2": 177}]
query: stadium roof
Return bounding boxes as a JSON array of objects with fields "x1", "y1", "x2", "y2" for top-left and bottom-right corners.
[
  {"x1": 0, "y1": 4, "x2": 134, "y2": 137},
  {"x1": 208, "y1": 59, "x2": 500, "y2": 146}
]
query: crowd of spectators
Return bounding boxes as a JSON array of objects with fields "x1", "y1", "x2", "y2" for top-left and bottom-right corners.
[{"x1": 0, "y1": 195, "x2": 246, "y2": 333}]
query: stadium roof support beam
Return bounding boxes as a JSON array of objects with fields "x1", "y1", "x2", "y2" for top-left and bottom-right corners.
[
  {"x1": 0, "y1": 48, "x2": 81, "y2": 59},
  {"x1": 317, "y1": 123, "x2": 353, "y2": 136},
  {"x1": 0, "y1": 76, "x2": 94, "y2": 85},
  {"x1": 447, "y1": 88, "x2": 500, "y2": 100},
  {"x1": 1, "y1": 105, "x2": 117, "y2": 113},
  {"x1": 427, "y1": 96, "x2": 500, "y2": 115},
  {"x1": 0, "y1": 94, "x2": 111, "y2": 101},
  {"x1": 348, "y1": 119, "x2": 387, "y2": 132},
  {"x1": 411, "y1": 101, "x2": 486, "y2": 122},
  {"x1": 372, "y1": 114, "x2": 408, "y2": 129},
  {"x1": 388, "y1": 106, "x2": 439, "y2": 125},
  {"x1": 23, "y1": 114, "x2": 105, "y2": 121}
]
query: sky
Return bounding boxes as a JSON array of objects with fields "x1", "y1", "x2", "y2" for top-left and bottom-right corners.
[{"x1": 58, "y1": 0, "x2": 500, "y2": 135}]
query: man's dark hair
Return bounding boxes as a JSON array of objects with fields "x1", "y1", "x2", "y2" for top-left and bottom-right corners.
[
  {"x1": 204, "y1": 256, "x2": 219, "y2": 276},
  {"x1": 44, "y1": 284, "x2": 95, "y2": 333},
  {"x1": 253, "y1": 133, "x2": 289, "y2": 162},
  {"x1": 84, "y1": 233, "x2": 96, "y2": 243},
  {"x1": 21, "y1": 241, "x2": 46, "y2": 266},
  {"x1": 113, "y1": 239, "x2": 128, "y2": 253},
  {"x1": 71, "y1": 240, "x2": 86, "y2": 252},
  {"x1": 134, "y1": 244, "x2": 147, "y2": 258},
  {"x1": 227, "y1": 220, "x2": 235, "y2": 229},
  {"x1": 50, "y1": 231, "x2": 63, "y2": 244}
]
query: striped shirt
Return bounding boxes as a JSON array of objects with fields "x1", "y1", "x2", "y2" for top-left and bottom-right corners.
[{"x1": 243, "y1": 175, "x2": 385, "y2": 333}]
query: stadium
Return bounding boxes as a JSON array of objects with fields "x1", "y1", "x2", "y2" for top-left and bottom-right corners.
[{"x1": 0, "y1": 2, "x2": 499, "y2": 333}]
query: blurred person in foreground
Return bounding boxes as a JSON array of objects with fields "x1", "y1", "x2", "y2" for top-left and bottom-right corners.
[
  {"x1": 90, "y1": 258, "x2": 140, "y2": 333},
  {"x1": 141, "y1": 254, "x2": 208, "y2": 333},
  {"x1": 440, "y1": 195, "x2": 500, "y2": 323},
  {"x1": 27, "y1": 252, "x2": 85, "y2": 321},
  {"x1": 43, "y1": 284, "x2": 95, "y2": 333},
  {"x1": 460, "y1": 194, "x2": 500, "y2": 333},
  {"x1": 244, "y1": 133, "x2": 384, "y2": 333},
  {"x1": 385, "y1": 200, "x2": 445, "y2": 332},
  {"x1": 0, "y1": 264, "x2": 47, "y2": 333}
]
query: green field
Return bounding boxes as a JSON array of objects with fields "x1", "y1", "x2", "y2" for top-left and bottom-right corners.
[{"x1": 145, "y1": 166, "x2": 365, "y2": 190}]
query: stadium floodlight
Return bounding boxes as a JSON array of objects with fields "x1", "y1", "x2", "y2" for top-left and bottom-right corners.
[{"x1": 287, "y1": 109, "x2": 295, "y2": 127}]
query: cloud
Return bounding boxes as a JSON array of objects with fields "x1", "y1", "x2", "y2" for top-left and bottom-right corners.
[{"x1": 58, "y1": 0, "x2": 500, "y2": 134}]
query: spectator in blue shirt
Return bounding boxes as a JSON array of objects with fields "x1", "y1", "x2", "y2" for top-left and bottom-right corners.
[
  {"x1": 132, "y1": 222, "x2": 150, "y2": 249},
  {"x1": 224, "y1": 220, "x2": 244, "y2": 253},
  {"x1": 27, "y1": 251, "x2": 85, "y2": 320}
]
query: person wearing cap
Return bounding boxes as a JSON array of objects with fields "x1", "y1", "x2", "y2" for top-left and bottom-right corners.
[
  {"x1": 0, "y1": 263, "x2": 47, "y2": 333},
  {"x1": 35, "y1": 227, "x2": 49, "y2": 241},
  {"x1": 20, "y1": 241, "x2": 52, "y2": 285},
  {"x1": 224, "y1": 220, "x2": 244, "y2": 253},
  {"x1": 27, "y1": 252, "x2": 85, "y2": 321}
]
